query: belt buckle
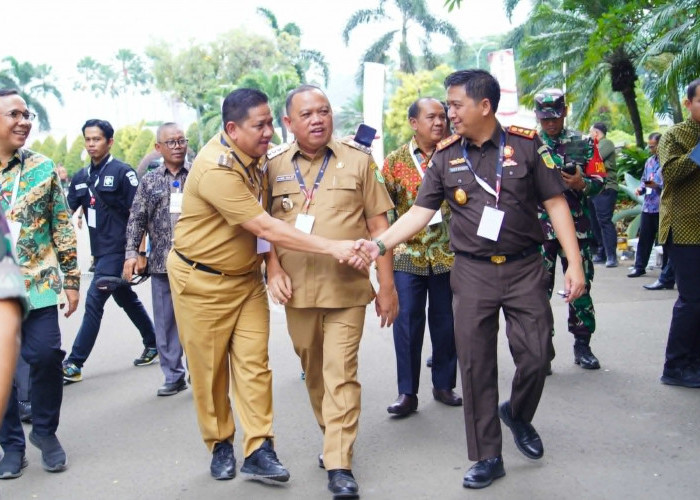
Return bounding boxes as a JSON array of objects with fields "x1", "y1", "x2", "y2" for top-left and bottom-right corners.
[{"x1": 490, "y1": 255, "x2": 506, "y2": 265}]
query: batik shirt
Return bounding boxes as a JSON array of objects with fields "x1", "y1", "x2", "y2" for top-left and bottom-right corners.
[
  {"x1": 537, "y1": 129, "x2": 604, "y2": 241},
  {"x1": 382, "y1": 138, "x2": 453, "y2": 275},
  {"x1": 125, "y1": 163, "x2": 190, "y2": 273},
  {"x1": 641, "y1": 154, "x2": 663, "y2": 214},
  {"x1": 0, "y1": 149, "x2": 80, "y2": 309}
]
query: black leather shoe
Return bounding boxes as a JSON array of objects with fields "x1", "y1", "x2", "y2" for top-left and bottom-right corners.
[
  {"x1": 432, "y1": 388, "x2": 463, "y2": 406},
  {"x1": 210, "y1": 441, "x2": 236, "y2": 480},
  {"x1": 462, "y1": 456, "x2": 505, "y2": 489},
  {"x1": 643, "y1": 280, "x2": 674, "y2": 290},
  {"x1": 660, "y1": 366, "x2": 700, "y2": 388},
  {"x1": 240, "y1": 439, "x2": 290, "y2": 483},
  {"x1": 18, "y1": 400, "x2": 32, "y2": 423},
  {"x1": 627, "y1": 268, "x2": 646, "y2": 278},
  {"x1": 157, "y1": 377, "x2": 187, "y2": 397},
  {"x1": 574, "y1": 343, "x2": 601, "y2": 370},
  {"x1": 498, "y1": 401, "x2": 543, "y2": 459},
  {"x1": 328, "y1": 469, "x2": 359, "y2": 499},
  {"x1": 386, "y1": 394, "x2": 417, "y2": 417}
]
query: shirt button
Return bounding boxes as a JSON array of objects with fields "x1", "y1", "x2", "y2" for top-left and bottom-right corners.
[{"x1": 457, "y1": 179, "x2": 462, "y2": 184}]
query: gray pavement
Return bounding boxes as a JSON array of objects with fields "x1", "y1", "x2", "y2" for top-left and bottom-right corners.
[{"x1": 2, "y1": 236, "x2": 699, "y2": 499}]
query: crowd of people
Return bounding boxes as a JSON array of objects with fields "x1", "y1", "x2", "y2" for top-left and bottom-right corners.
[{"x1": 1, "y1": 73, "x2": 698, "y2": 497}]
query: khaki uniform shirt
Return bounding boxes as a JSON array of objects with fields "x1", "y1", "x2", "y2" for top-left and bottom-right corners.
[
  {"x1": 267, "y1": 137, "x2": 394, "y2": 308},
  {"x1": 173, "y1": 133, "x2": 267, "y2": 275},
  {"x1": 416, "y1": 124, "x2": 566, "y2": 256}
]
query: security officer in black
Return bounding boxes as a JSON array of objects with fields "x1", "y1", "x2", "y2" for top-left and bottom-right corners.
[{"x1": 63, "y1": 119, "x2": 156, "y2": 384}]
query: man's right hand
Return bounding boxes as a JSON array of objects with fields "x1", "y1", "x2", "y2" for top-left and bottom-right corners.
[
  {"x1": 267, "y1": 267, "x2": 293, "y2": 305},
  {"x1": 123, "y1": 258, "x2": 137, "y2": 281},
  {"x1": 333, "y1": 240, "x2": 370, "y2": 271}
]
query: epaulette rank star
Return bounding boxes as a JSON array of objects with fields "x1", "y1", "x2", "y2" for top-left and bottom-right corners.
[
  {"x1": 266, "y1": 142, "x2": 291, "y2": 159},
  {"x1": 436, "y1": 134, "x2": 461, "y2": 152},
  {"x1": 217, "y1": 153, "x2": 233, "y2": 168},
  {"x1": 508, "y1": 125, "x2": 537, "y2": 140},
  {"x1": 342, "y1": 137, "x2": 372, "y2": 155}
]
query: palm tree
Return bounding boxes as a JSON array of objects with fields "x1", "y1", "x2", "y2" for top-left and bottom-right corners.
[
  {"x1": 507, "y1": 0, "x2": 649, "y2": 147},
  {"x1": 0, "y1": 56, "x2": 62, "y2": 131},
  {"x1": 257, "y1": 7, "x2": 330, "y2": 86},
  {"x1": 342, "y1": 0, "x2": 465, "y2": 76}
]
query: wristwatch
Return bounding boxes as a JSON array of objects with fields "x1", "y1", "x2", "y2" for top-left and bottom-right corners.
[
  {"x1": 372, "y1": 238, "x2": 386, "y2": 257},
  {"x1": 138, "y1": 251, "x2": 147, "y2": 257}
]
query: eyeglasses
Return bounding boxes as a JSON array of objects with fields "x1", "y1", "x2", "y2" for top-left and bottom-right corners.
[
  {"x1": 4, "y1": 110, "x2": 36, "y2": 122},
  {"x1": 160, "y1": 139, "x2": 188, "y2": 149}
]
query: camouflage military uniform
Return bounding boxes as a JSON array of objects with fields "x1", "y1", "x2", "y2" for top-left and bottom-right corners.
[{"x1": 538, "y1": 129, "x2": 603, "y2": 337}]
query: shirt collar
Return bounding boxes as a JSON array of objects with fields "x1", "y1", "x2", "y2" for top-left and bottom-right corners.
[
  {"x1": 1, "y1": 149, "x2": 23, "y2": 172},
  {"x1": 220, "y1": 133, "x2": 258, "y2": 169},
  {"x1": 158, "y1": 161, "x2": 191, "y2": 176},
  {"x1": 462, "y1": 122, "x2": 504, "y2": 149},
  {"x1": 290, "y1": 137, "x2": 338, "y2": 161}
]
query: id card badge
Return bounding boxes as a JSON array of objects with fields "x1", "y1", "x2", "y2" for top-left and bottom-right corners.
[
  {"x1": 8, "y1": 220, "x2": 21, "y2": 249},
  {"x1": 428, "y1": 210, "x2": 443, "y2": 226},
  {"x1": 476, "y1": 206, "x2": 505, "y2": 241},
  {"x1": 87, "y1": 207, "x2": 97, "y2": 228},
  {"x1": 645, "y1": 187, "x2": 652, "y2": 195},
  {"x1": 295, "y1": 213, "x2": 315, "y2": 234},
  {"x1": 169, "y1": 192, "x2": 183, "y2": 214},
  {"x1": 257, "y1": 237, "x2": 271, "y2": 254}
]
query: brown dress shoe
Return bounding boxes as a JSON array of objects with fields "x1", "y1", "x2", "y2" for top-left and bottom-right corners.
[
  {"x1": 387, "y1": 394, "x2": 418, "y2": 416},
  {"x1": 432, "y1": 388, "x2": 463, "y2": 406}
]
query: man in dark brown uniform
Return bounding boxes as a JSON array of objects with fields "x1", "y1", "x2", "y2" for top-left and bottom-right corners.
[
  {"x1": 166, "y1": 88, "x2": 365, "y2": 483},
  {"x1": 356, "y1": 70, "x2": 585, "y2": 489}
]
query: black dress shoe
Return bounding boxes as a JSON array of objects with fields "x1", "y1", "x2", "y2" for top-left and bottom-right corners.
[
  {"x1": 210, "y1": 441, "x2": 236, "y2": 480},
  {"x1": 643, "y1": 280, "x2": 674, "y2": 290},
  {"x1": 660, "y1": 366, "x2": 700, "y2": 388},
  {"x1": 432, "y1": 388, "x2": 463, "y2": 406},
  {"x1": 386, "y1": 394, "x2": 417, "y2": 417},
  {"x1": 574, "y1": 343, "x2": 600, "y2": 370},
  {"x1": 498, "y1": 401, "x2": 543, "y2": 459},
  {"x1": 157, "y1": 378, "x2": 187, "y2": 397},
  {"x1": 328, "y1": 469, "x2": 359, "y2": 499},
  {"x1": 627, "y1": 268, "x2": 646, "y2": 278},
  {"x1": 462, "y1": 456, "x2": 505, "y2": 489},
  {"x1": 18, "y1": 400, "x2": 32, "y2": 423}
]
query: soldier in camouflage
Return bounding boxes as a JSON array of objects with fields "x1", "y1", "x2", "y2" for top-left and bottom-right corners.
[{"x1": 535, "y1": 88, "x2": 604, "y2": 370}]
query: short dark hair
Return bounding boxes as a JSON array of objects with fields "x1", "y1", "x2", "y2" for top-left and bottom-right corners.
[
  {"x1": 687, "y1": 79, "x2": 700, "y2": 101},
  {"x1": 407, "y1": 97, "x2": 441, "y2": 120},
  {"x1": 222, "y1": 88, "x2": 268, "y2": 126},
  {"x1": 444, "y1": 69, "x2": 500, "y2": 113},
  {"x1": 648, "y1": 132, "x2": 661, "y2": 142},
  {"x1": 82, "y1": 119, "x2": 114, "y2": 140},
  {"x1": 0, "y1": 88, "x2": 20, "y2": 98},
  {"x1": 592, "y1": 122, "x2": 608, "y2": 135},
  {"x1": 285, "y1": 84, "x2": 325, "y2": 116}
]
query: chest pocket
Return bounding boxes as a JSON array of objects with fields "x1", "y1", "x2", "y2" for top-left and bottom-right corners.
[
  {"x1": 327, "y1": 175, "x2": 359, "y2": 212},
  {"x1": 270, "y1": 180, "x2": 301, "y2": 215}
]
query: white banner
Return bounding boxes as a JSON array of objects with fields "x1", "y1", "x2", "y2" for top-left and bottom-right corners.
[{"x1": 362, "y1": 62, "x2": 385, "y2": 165}]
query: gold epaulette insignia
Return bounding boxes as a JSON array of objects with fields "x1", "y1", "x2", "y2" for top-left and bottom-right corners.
[
  {"x1": 217, "y1": 153, "x2": 233, "y2": 168},
  {"x1": 436, "y1": 134, "x2": 461, "y2": 152},
  {"x1": 341, "y1": 137, "x2": 372, "y2": 155},
  {"x1": 508, "y1": 125, "x2": 537, "y2": 140},
  {"x1": 266, "y1": 143, "x2": 291, "y2": 160}
]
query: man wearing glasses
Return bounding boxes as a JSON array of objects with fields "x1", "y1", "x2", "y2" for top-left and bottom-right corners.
[
  {"x1": 124, "y1": 123, "x2": 189, "y2": 396},
  {"x1": 63, "y1": 119, "x2": 157, "y2": 384},
  {"x1": 0, "y1": 88, "x2": 80, "y2": 478}
]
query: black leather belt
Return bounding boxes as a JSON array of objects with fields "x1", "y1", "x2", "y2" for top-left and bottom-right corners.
[
  {"x1": 456, "y1": 245, "x2": 540, "y2": 265},
  {"x1": 175, "y1": 250, "x2": 226, "y2": 275}
]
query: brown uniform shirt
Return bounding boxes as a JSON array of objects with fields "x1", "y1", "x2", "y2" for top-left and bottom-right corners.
[
  {"x1": 173, "y1": 132, "x2": 267, "y2": 275},
  {"x1": 267, "y1": 137, "x2": 394, "y2": 308},
  {"x1": 416, "y1": 124, "x2": 566, "y2": 256}
]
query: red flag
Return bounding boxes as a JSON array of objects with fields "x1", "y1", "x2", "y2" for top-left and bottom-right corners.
[{"x1": 585, "y1": 137, "x2": 607, "y2": 177}]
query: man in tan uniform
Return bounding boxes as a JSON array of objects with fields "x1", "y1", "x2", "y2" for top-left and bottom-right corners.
[
  {"x1": 266, "y1": 85, "x2": 398, "y2": 499},
  {"x1": 166, "y1": 88, "x2": 365, "y2": 483}
]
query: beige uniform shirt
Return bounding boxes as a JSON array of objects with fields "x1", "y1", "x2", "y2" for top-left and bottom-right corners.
[
  {"x1": 173, "y1": 132, "x2": 267, "y2": 275},
  {"x1": 268, "y1": 137, "x2": 394, "y2": 308}
]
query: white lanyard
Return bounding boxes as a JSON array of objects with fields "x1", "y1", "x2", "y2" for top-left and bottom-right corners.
[
  {"x1": 8, "y1": 165, "x2": 21, "y2": 212},
  {"x1": 409, "y1": 139, "x2": 429, "y2": 179},
  {"x1": 87, "y1": 155, "x2": 113, "y2": 197}
]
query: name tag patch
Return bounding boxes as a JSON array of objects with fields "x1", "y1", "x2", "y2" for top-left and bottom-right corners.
[
  {"x1": 449, "y1": 166, "x2": 469, "y2": 173},
  {"x1": 74, "y1": 183, "x2": 88, "y2": 190},
  {"x1": 275, "y1": 174, "x2": 295, "y2": 182}
]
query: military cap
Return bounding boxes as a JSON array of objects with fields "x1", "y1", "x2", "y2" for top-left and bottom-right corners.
[{"x1": 534, "y1": 88, "x2": 566, "y2": 119}]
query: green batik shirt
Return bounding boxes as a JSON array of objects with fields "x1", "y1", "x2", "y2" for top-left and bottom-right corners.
[
  {"x1": 1, "y1": 149, "x2": 80, "y2": 309},
  {"x1": 382, "y1": 138, "x2": 454, "y2": 275},
  {"x1": 0, "y1": 211, "x2": 30, "y2": 317},
  {"x1": 537, "y1": 129, "x2": 604, "y2": 240},
  {"x1": 658, "y1": 118, "x2": 700, "y2": 245}
]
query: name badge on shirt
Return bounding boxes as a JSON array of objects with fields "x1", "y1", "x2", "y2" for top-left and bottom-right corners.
[
  {"x1": 476, "y1": 206, "x2": 504, "y2": 241},
  {"x1": 645, "y1": 187, "x2": 652, "y2": 195},
  {"x1": 169, "y1": 192, "x2": 183, "y2": 214},
  {"x1": 295, "y1": 213, "x2": 315, "y2": 234},
  {"x1": 427, "y1": 210, "x2": 443, "y2": 226},
  {"x1": 8, "y1": 220, "x2": 21, "y2": 251},
  {"x1": 87, "y1": 207, "x2": 97, "y2": 228}
]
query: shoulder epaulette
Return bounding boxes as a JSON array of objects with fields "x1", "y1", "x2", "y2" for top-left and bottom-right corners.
[
  {"x1": 217, "y1": 153, "x2": 233, "y2": 169},
  {"x1": 266, "y1": 142, "x2": 291, "y2": 160},
  {"x1": 341, "y1": 137, "x2": 372, "y2": 155},
  {"x1": 508, "y1": 125, "x2": 537, "y2": 140},
  {"x1": 436, "y1": 134, "x2": 461, "y2": 152}
]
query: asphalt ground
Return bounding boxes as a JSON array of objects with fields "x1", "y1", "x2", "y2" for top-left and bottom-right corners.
[{"x1": 2, "y1": 222, "x2": 698, "y2": 499}]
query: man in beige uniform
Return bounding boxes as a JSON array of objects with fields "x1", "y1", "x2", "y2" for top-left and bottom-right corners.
[
  {"x1": 266, "y1": 85, "x2": 398, "y2": 499},
  {"x1": 166, "y1": 88, "x2": 365, "y2": 483}
]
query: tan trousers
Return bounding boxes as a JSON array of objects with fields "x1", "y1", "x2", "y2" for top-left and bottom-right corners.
[
  {"x1": 285, "y1": 306, "x2": 365, "y2": 470},
  {"x1": 167, "y1": 251, "x2": 273, "y2": 457}
]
